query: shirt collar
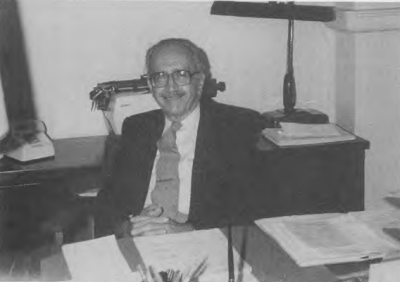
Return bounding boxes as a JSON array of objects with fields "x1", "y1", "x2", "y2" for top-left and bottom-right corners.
[{"x1": 164, "y1": 104, "x2": 200, "y2": 131}]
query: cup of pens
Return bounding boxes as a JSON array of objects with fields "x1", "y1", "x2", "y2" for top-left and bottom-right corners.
[{"x1": 138, "y1": 259, "x2": 207, "y2": 282}]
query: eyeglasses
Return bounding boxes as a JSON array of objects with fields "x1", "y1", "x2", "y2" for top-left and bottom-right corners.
[{"x1": 148, "y1": 70, "x2": 199, "y2": 88}]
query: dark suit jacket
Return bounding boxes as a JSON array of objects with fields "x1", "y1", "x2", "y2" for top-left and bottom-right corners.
[{"x1": 95, "y1": 99, "x2": 266, "y2": 237}]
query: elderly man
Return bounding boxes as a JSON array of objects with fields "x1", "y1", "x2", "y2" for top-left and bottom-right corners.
[{"x1": 95, "y1": 38, "x2": 266, "y2": 238}]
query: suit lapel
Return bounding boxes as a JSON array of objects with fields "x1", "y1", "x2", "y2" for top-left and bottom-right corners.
[
  {"x1": 124, "y1": 110, "x2": 164, "y2": 213},
  {"x1": 189, "y1": 101, "x2": 224, "y2": 223},
  {"x1": 141, "y1": 110, "x2": 165, "y2": 194}
]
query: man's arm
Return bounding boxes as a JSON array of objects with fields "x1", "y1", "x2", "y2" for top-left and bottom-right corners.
[{"x1": 94, "y1": 120, "x2": 147, "y2": 238}]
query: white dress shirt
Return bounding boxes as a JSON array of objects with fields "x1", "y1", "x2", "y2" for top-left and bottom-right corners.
[{"x1": 144, "y1": 105, "x2": 200, "y2": 215}]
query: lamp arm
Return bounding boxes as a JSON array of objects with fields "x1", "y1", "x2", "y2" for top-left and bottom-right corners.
[{"x1": 283, "y1": 5, "x2": 297, "y2": 115}]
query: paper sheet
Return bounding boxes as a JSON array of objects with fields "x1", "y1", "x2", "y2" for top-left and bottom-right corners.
[
  {"x1": 62, "y1": 235, "x2": 140, "y2": 281},
  {"x1": 255, "y1": 213, "x2": 400, "y2": 267},
  {"x1": 262, "y1": 124, "x2": 355, "y2": 147},
  {"x1": 280, "y1": 123, "x2": 341, "y2": 138},
  {"x1": 133, "y1": 228, "x2": 256, "y2": 282},
  {"x1": 369, "y1": 259, "x2": 400, "y2": 282}
]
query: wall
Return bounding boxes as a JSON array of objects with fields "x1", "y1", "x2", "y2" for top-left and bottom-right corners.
[
  {"x1": 355, "y1": 31, "x2": 400, "y2": 209},
  {"x1": 16, "y1": 0, "x2": 336, "y2": 138},
  {"x1": 329, "y1": 2, "x2": 400, "y2": 209}
]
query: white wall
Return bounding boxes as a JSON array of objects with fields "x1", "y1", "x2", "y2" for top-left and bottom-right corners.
[
  {"x1": 330, "y1": 2, "x2": 400, "y2": 209},
  {"x1": 17, "y1": 0, "x2": 336, "y2": 138},
  {"x1": 355, "y1": 31, "x2": 400, "y2": 209}
]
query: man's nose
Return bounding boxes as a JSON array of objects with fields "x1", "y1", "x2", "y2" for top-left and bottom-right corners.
[{"x1": 165, "y1": 74, "x2": 178, "y2": 91}]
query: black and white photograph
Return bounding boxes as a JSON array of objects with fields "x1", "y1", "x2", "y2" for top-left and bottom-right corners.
[{"x1": 0, "y1": 0, "x2": 399, "y2": 281}]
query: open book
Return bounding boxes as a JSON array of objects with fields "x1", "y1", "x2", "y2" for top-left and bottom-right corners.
[
  {"x1": 255, "y1": 213, "x2": 400, "y2": 267},
  {"x1": 262, "y1": 123, "x2": 355, "y2": 147}
]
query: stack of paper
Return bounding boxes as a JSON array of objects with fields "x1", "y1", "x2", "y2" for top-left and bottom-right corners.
[
  {"x1": 262, "y1": 122, "x2": 355, "y2": 147},
  {"x1": 62, "y1": 229, "x2": 257, "y2": 282},
  {"x1": 133, "y1": 228, "x2": 257, "y2": 282},
  {"x1": 255, "y1": 213, "x2": 400, "y2": 267},
  {"x1": 369, "y1": 259, "x2": 400, "y2": 282},
  {"x1": 62, "y1": 235, "x2": 141, "y2": 281}
]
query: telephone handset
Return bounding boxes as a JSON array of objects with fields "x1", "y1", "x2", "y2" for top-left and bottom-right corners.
[{"x1": 4, "y1": 120, "x2": 55, "y2": 162}]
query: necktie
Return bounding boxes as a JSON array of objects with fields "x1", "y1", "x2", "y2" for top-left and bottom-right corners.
[{"x1": 151, "y1": 121, "x2": 188, "y2": 223}]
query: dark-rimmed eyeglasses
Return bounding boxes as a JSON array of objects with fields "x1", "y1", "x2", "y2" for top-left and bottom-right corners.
[{"x1": 148, "y1": 70, "x2": 199, "y2": 88}]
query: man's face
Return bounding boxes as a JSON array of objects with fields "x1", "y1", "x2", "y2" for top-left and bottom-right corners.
[{"x1": 148, "y1": 45, "x2": 204, "y2": 122}]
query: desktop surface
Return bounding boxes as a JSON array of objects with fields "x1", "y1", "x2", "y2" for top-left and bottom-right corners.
[
  {"x1": 0, "y1": 135, "x2": 106, "y2": 186},
  {"x1": 39, "y1": 225, "x2": 339, "y2": 282}
]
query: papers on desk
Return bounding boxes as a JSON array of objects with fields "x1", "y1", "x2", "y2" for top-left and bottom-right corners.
[
  {"x1": 369, "y1": 259, "x2": 400, "y2": 282},
  {"x1": 62, "y1": 229, "x2": 256, "y2": 282},
  {"x1": 255, "y1": 213, "x2": 400, "y2": 267},
  {"x1": 133, "y1": 228, "x2": 256, "y2": 282},
  {"x1": 62, "y1": 235, "x2": 141, "y2": 281},
  {"x1": 262, "y1": 122, "x2": 355, "y2": 147}
]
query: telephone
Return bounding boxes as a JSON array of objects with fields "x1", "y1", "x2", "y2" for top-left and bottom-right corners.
[{"x1": 4, "y1": 120, "x2": 55, "y2": 162}]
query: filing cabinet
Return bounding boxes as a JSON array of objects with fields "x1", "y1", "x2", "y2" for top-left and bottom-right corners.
[{"x1": 256, "y1": 135, "x2": 370, "y2": 216}]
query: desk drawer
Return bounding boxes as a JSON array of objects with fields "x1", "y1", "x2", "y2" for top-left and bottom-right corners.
[{"x1": 0, "y1": 167, "x2": 103, "y2": 194}]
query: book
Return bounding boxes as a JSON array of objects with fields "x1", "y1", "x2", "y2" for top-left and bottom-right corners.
[
  {"x1": 262, "y1": 123, "x2": 356, "y2": 147},
  {"x1": 255, "y1": 213, "x2": 400, "y2": 267}
]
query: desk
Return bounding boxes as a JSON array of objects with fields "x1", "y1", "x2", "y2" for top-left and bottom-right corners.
[
  {"x1": 0, "y1": 135, "x2": 106, "y2": 192},
  {"x1": 37, "y1": 225, "x2": 341, "y2": 282},
  {"x1": 0, "y1": 136, "x2": 107, "y2": 251}
]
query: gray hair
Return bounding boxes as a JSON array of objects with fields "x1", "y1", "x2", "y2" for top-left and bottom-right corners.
[{"x1": 145, "y1": 38, "x2": 212, "y2": 79}]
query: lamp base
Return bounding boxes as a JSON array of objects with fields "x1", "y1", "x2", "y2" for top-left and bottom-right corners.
[{"x1": 263, "y1": 108, "x2": 329, "y2": 128}]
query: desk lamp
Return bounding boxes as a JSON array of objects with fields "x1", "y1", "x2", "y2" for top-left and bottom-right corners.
[{"x1": 211, "y1": 1, "x2": 335, "y2": 127}]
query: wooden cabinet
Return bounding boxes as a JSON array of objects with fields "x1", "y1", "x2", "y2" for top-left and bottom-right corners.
[{"x1": 256, "y1": 136, "x2": 370, "y2": 217}]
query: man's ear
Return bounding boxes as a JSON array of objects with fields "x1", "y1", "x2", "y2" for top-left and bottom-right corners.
[
  {"x1": 196, "y1": 73, "x2": 206, "y2": 96},
  {"x1": 147, "y1": 76, "x2": 154, "y2": 93}
]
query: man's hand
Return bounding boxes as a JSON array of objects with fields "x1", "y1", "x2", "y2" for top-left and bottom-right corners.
[
  {"x1": 140, "y1": 204, "x2": 164, "y2": 217},
  {"x1": 129, "y1": 206, "x2": 194, "y2": 237},
  {"x1": 131, "y1": 217, "x2": 194, "y2": 237}
]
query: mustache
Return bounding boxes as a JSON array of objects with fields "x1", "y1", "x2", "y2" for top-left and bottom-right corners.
[{"x1": 161, "y1": 91, "x2": 185, "y2": 99}]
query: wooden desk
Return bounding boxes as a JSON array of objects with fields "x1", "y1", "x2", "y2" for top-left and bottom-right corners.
[
  {"x1": 0, "y1": 136, "x2": 107, "y2": 251},
  {"x1": 37, "y1": 225, "x2": 340, "y2": 282},
  {"x1": 0, "y1": 135, "x2": 106, "y2": 193}
]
